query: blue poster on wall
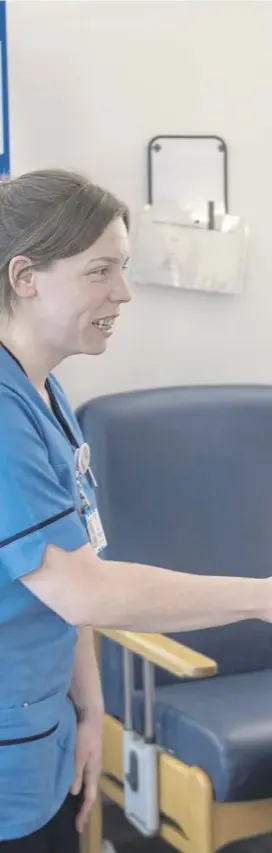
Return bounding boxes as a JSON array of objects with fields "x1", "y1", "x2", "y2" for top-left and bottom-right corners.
[{"x1": 0, "y1": 1, "x2": 9, "y2": 175}]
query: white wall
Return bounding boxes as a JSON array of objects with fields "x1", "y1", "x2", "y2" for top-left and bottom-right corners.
[{"x1": 6, "y1": 0, "x2": 272, "y2": 407}]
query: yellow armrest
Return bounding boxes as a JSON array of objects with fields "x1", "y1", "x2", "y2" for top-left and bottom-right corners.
[{"x1": 100, "y1": 630, "x2": 217, "y2": 679}]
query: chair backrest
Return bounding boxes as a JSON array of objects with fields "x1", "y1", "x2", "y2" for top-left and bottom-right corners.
[{"x1": 77, "y1": 386, "x2": 272, "y2": 677}]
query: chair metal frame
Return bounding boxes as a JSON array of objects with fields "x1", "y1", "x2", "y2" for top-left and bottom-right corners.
[{"x1": 84, "y1": 630, "x2": 272, "y2": 853}]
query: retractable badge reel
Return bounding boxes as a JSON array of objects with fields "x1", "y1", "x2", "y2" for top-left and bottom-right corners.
[{"x1": 74, "y1": 443, "x2": 107, "y2": 554}]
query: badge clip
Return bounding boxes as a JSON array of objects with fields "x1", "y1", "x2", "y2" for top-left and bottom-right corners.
[{"x1": 74, "y1": 443, "x2": 98, "y2": 488}]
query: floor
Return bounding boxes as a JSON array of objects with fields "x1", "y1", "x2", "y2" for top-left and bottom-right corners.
[{"x1": 103, "y1": 803, "x2": 272, "y2": 853}]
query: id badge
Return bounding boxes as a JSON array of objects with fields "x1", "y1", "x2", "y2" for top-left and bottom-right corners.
[{"x1": 86, "y1": 508, "x2": 107, "y2": 554}]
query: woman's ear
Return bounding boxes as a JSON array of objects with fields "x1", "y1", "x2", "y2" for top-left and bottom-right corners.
[{"x1": 8, "y1": 256, "x2": 36, "y2": 299}]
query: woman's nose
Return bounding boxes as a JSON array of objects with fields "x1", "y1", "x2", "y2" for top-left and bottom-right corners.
[{"x1": 111, "y1": 273, "x2": 132, "y2": 304}]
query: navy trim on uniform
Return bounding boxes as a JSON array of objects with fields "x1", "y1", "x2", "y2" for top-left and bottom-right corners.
[
  {"x1": 0, "y1": 723, "x2": 59, "y2": 747},
  {"x1": 0, "y1": 342, "x2": 27, "y2": 375},
  {"x1": 0, "y1": 507, "x2": 75, "y2": 550}
]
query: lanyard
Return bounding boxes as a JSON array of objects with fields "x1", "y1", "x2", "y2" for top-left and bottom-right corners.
[{"x1": 45, "y1": 379, "x2": 78, "y2": 448}]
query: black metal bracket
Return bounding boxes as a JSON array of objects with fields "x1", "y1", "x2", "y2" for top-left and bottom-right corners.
[{"x1": 147, "y1": 134, "x2": 228, "y2": 213}]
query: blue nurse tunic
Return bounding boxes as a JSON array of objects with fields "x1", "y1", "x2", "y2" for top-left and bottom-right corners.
[{"x1": 0, "y1": 345, "x2": 96, "y2": 840}]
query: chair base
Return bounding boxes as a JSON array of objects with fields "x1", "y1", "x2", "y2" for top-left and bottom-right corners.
[{"x1": 86, "y1": 713, "x2": 272, "y2": 853}]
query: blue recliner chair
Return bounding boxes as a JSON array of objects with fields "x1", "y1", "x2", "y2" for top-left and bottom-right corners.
[{"x1": 77, "y1": 386, "x2": 272, "y2": 853}]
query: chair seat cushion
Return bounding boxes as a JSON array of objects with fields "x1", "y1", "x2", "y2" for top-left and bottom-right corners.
[{"x1": 132, "y1": 670, "x2": 272, "y2": 803}]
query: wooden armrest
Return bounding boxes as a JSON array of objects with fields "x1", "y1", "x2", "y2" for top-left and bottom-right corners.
[{"x1": 99, "y1": 630, "x2": 217, "y2": 679}]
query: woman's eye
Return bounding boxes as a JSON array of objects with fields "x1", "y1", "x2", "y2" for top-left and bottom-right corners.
[{"x1": 90, "y1": 267, "x2": 109, "y2": 278}]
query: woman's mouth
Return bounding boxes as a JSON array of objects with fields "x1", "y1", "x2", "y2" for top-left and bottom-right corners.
[{"x1": 92, "y1": 316, "x2": 117, "y2": 334}]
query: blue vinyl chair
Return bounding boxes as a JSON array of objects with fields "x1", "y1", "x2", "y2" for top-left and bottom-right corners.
[{"x1": 78, "y1": 386, "x2": 272, "y2": 853}]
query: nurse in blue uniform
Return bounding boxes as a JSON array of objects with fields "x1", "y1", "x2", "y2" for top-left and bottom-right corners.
[
  {"x1": 0, "y1": 169, "x2": 270, "y2": 851},
  {"x1": 0, "y1": 169, "x2": 130, "y2": 851}
]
